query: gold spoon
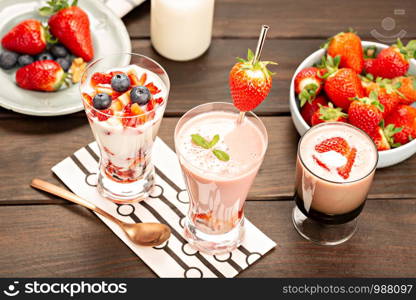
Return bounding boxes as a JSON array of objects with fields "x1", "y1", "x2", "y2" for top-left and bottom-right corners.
[{"x1": 31, "y1": 178, "x2": 171, "y2": 247}]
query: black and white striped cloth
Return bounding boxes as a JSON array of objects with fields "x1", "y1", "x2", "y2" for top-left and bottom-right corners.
[
  {"x1": 52, "y1": 138, "x2": 276, "y2": 278},
  {"x1": 103, "y1": 0, "x2": 146, "y2": 17}
]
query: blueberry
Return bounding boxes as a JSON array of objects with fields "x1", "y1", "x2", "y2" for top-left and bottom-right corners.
[
  {"x1": 17, "y1": 55, "x2": 34, "y2": 67},
  {"x1": 50, "y1": 45, "x2": 69, "y2": 58},
  {"x1": 93, "y1": 93, "x2": 112, "y2": 110},
  {"x1": 111, "y1": 73, "x2": 130, "y2": 92},
  {"x1": 37, "y1": 52, "x2": 53, "y2": 61},
  {"x1": 130, "y1": 86, "x2": 151, "y2": 105},
  {"x1": 0, "y1": 51, "x2": 18, "y2": 69},
  {"x1": 56, "y1": 57, "x2": 72, "y2": 72}
]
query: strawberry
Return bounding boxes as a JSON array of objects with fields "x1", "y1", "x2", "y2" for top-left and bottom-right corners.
[
  {"x1": 15, "y1": 60, "x2": 68, "y2": 92},
  {"x1": 369, "y1": 39, "x2": 416, "y2": 79},
  {"x1": 393, "y1": 76, "x2": 416, "y2": 105},
  {"x1": 326, "y1": 31, "x2": 364, "y2": 73},
  {"x1": 384, "y1": 105, "x2": 416, "y2": 146},
  {"x1": 229, "y1": 49, "x2": 277, "y2": 111},
  {"x1": 315, "y1": 136, "x2": 356, "y2": 179},
  {"x1": 324, "y1": 65, "x2": 364, "y2": 110},
  {"x1": 363, "y1": 58, "x2": 376, "y2": 75},
  {"x1": 1, "y1": 19, "x2": 47, "y2": 55},
  {"x1": 310, "y1": 102, "x2": 348, "y2": 125},
  {"x1": 362, "y1": 77, "x2": 401, "y2": 117},
  {"x1": 300, "y1": 95, "x2": 328, "y2": 126},
  {"x1": 294, "y1": 67, "x2": 325, "y2": 106},
  {"x1": 40, "y1": 0, "x2": 94, "y2": 61},
  {"x1": 370, "y1": 126, "x2": 391, "y2": 151},
  {"x1": 348, "y1": 91, "x2": 384, "y2": 135},
  {"x1": 315, "y1": 136, "x2": 350, "y2": 156},
  {"x1": 90, "y1": 72, "x2": 112, "y2": 88}
]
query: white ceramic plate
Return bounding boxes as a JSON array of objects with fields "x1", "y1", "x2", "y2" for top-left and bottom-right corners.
[
  {"x1": 0, "y1": 0, "x2": 132, "y2": 116},
  {"x1": 289, "y1": 41, "x2": 416, "y2": 168}
]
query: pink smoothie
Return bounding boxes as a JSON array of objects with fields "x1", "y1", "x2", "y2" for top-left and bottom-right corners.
[
  {"x1": 296, "y1": 123, "x2": 378, "y2": 216},
  {"x1": 176, "y1": 111, "x2": 267, "y2": 234}
]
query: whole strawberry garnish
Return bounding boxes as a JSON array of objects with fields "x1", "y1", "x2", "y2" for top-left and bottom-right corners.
[
  {"x1": 322, "y1": 55, "x2": 364, "y2": 110},
  {"x1": 370, "y1": 126, "x2": 391, "y2": 151},
  {"x1": 314, "y1": 136, "x2": 357, "y2": 179},
  {"x1": 40, "y1": 0, "x2": 94, "y2": 61},
  {"x1": 16, "y1": 60, "x2": 68, "y2": 92},
  {"x1": 348, "y1": 91, "x2": 384, "y2": 135},
  {"x1": 393, "y1": 76, "x2": 416, "y2": 105},
  {"x1": 1, "y1": 19, "x2": 47, "y2": 55},
  {"x1": 370, "y1": 39, "x2": 416, "y2": 79},
  {"x1": 385, "y1": 104, "x2": 416, "y2": 146},
  {"x1": 294, "y1": 67, "x2": 325, "y2": 106},
  {"x1": 300, "y1": 95, "x2": 328, "y2": 126},
  {"x1": 326, "y1": 31, "x2": 364, "y2": 73},
  {"x1": 229, "y1": 49, "x2": 276, "y2": 111},
  {"x1": 310, "y1": 102, "x2": 348, "y2": 125}
]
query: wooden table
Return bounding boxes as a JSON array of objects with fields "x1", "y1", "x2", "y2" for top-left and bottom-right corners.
[{"x1": 1, "y1": 0, "x2": 415, "y2": 277}]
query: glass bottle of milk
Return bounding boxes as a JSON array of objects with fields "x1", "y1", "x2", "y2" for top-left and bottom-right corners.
[{"x1": 151, "y1": 0, "x2": 215, "y2": 61}]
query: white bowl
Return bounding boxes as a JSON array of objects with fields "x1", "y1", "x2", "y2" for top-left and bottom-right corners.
[{"x1": 289, "y1": 41, "x2": 416, "y2": 168}]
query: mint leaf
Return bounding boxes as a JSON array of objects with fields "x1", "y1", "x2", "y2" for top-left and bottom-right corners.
[
  {"x1": 191, "y1": 134, "x2": 210, "y2": 149},
  {"x1": 212, "y1": 149, "x2": 230, "y2": 161},
  {"x1": 209, "y1": 134, "x2": 220, "y2": 148}
]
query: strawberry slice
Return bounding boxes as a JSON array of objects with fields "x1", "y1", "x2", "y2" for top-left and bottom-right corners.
[
  {"x1": 315, "y1": 137, "x2": 350, "y2": 156},
  {"x1": 314, "y1": 136, "x2": 357, "y2": 179},
  {"x1": 138, "y1": 73, "x2": 147, "y2": 86},
  {"x1": 91, "y1": 72, "x2": 112, "y2": 88},
  {"x1": 337, "y1": 148, "x2": 357, "y2": 179},
  {"x1": 145, "y1": 82, "x2": 161, "y2": 95},
  {"x1": 312, "y1": 155, "x2": 330, "y2": 171}
]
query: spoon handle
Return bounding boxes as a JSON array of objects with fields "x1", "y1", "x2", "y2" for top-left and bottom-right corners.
[{"x1": 31, "y1": 178, "x2": 123, "y2": 226}]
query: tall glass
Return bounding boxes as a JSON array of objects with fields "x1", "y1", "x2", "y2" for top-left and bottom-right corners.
[
  {"x1": 80, "y1": 53, "x2": 170, "y2": 203},
  {"x1": 174, "y1": 102, "x2": 268, "y2": 255},
  {"x1": 293, "y1": 122, "x2": 378, "y2": 245}
]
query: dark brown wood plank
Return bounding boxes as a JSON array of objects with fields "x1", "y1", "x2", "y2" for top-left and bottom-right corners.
[
  {"x1": 124, "y1": 0, "x2": 416, "y2": 39},
  {"x1": 0, "y1": 199, "x2": 414, "y2": 277},
  {"x1": 1, "y1": 116, "x2": 416, "y2": 204}
]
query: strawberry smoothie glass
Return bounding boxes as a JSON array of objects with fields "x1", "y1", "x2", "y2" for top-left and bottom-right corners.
[
  {"x1": 174, "y1": 102, "x2": 268, "y2": 255},
  {"x1": 293, "y1": 122, "x2": 378, "y2": 245},
  {"x1": 81, "y1": 53, "x2": 170, "y2": 203}
]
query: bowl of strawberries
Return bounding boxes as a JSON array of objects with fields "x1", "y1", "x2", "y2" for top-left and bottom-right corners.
[{"x1": 290, "y1": 31, "x2": 416, "y2": 168}]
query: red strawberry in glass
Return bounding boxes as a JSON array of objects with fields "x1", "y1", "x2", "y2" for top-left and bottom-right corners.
[
  {"x1": 229, "y1": 49, "x2": 276, "y2": 112},
  {"x1": 40, "y1": 0, "x2": 94, "y2": 62}
]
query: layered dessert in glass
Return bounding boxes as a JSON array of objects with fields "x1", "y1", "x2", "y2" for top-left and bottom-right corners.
[
  {"x1": 81, "y1": 53, "x2": 170, "y2": 203},
  {"x1": 293, "y1": 122, "x2": 378, "y2": 245}
]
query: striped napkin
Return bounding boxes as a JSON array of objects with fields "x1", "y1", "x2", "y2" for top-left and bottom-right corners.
[
  {"x1": 52, "y1": 138, "x2": 276, "y2": 278},
  {"x1": 103, "y1": 0, "x2": 146, "y2": 17}
]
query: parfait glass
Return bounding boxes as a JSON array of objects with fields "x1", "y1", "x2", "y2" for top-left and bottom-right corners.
[{"x1": 80, "y1": 53, "x2": 170, "y2": 203}]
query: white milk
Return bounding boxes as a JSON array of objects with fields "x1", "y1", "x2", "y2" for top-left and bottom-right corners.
[{"x1": 151, "y1": 0, "x2": 215, "y2": 61}]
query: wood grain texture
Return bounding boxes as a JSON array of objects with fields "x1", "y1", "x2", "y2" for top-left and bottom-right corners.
[
  {"x1": 124, "y1": 0, "x2": 416, "y2": 39},
  {"x1": 0, "y1": 200, "x2": 414, "y2": 277},
  {"x1": 1, "y1": 116, "x2": 416, "y2": 204}
]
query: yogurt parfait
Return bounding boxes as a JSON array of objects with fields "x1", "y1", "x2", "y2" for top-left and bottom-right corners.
[{"x1": 81, "y1": 54, "x2": 170, "y2": 203}]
